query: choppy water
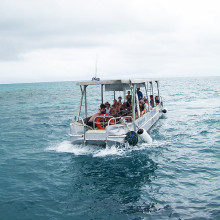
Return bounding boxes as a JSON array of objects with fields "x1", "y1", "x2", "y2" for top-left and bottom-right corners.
[{"x1": 0, "y1": 77, "x2": 219, "y2": 220}]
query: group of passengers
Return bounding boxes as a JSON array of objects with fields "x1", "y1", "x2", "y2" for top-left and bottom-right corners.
[
  {"x1": 88, "y1": 88, "x2": 160, "y2": 127},
  {"x1": 105, "y1": 96, "x2": 128, "y2": 117}
]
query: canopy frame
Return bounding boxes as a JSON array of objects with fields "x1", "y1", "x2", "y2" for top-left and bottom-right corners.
[{"x1": 76, "y1": 79, "x2": 159, "y2": 130}]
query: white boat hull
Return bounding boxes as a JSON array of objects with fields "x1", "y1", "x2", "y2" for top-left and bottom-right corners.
[{"x1": 69, "y1": 105, "x2": 163, "y2": 146}]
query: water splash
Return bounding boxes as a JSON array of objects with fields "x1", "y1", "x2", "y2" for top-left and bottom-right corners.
[
  {"x1": 46, "y1": 141, "x2": 127, "y2": 157},
  {"x1": 46, "y1": 141, "x2": 92, "y2": 155},
  {"x1": 46, "y1": 140, "x2": 169, "y2": 157}
]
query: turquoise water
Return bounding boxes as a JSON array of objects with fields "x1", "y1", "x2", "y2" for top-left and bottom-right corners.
[{"x1": 0, "y1": 77, "x2": 219, "y2": 219}]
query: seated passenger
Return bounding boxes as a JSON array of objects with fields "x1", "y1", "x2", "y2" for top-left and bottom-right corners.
[
  {"x1": 155, "y1": 96, "x2": 160, "y2": 105},
  {"x1": 87, "y1": 104, "x2": 106, "y2": 127},
  {"x1": 112, "y1": 99, "x2": 118, "y2": 107},
  {"x1": 144, "y1": 99, "x2": 152, "y2": 111},
  {"x1": 105, "y1": 102, "x2": 111, "y2": 114},
  {"x1": 111, "y1": 100, "x2": 118, "y2": 116},
  {"x1": 126, "y1": 91, "x2": 132, "y2": 107},
  {"x1": 120, "y1": 102, "x2": 127, "y2": 110},
  {"x1": 114, "y1": 98, "x2": 120, "y2": 111},
  {"x1": 117, "y1": 96, "x2": 122, "y2": 108},
  {"x1": 150, "y1": 95, "x2": 155, "y2": 108},
  {"x1": 139, "y1": 100, "x2": 145, "y2": 116}
]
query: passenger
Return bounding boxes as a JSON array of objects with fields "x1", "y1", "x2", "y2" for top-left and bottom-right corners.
[
  {"x1": 112, "y1": 99, "x2": 118, "y2": 107},
  {"x1": 125, "y1": 91, "x2": 132, "y2": 107},
  {"x1": 155, "y1": 96, "x2": 160, "y2": 105},
  {"x1": 110, "y1": 107, "x2": 117, "y2": 116},
  {"x1": 117, "y1": 96, "x2": 122, "y2": 107},
  {"x1": 118, "y1": 102, "x2": 128, "y2": 117},
  {"x1": 105, "y1": 102, "x2": 111, "y2": 114},
  {"x1": 116, "y1": 97, "x2": 122, "y2": 113},
  {"x1": 120, "y1": 102, "x2": 127, "y2": 110},
  {"x1": 111, "y1": 100, "x2": 118, "y2": 116},
  {"x1": 139, "y1": 100, "x2": 145, "y2": 116},
  {"x1": 87, "y1": 104, "x2": 106, "y2": 127},
  {"x1": 150, "y1": 100, "x2": 154, "y2": 108},
  {"x1": 150, "y1": 95, "x2": 155, "y2": 108},
  {"x1": 144, "y1": 99, "x2": 150, "y2": 111},
  {"x1": 137, "y1": 88, "x2": 143, "y2": 100}
]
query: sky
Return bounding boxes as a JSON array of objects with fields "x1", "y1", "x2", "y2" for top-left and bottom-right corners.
[{"x1": 0, "y1": 0, "x2": 220, "y2": 84}]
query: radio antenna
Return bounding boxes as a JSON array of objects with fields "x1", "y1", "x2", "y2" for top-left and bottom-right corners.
[{"x1": 95, "y1": 54, "x2": 98, "y2": 78}]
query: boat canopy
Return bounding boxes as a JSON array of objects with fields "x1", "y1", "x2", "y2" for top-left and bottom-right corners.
[
  {"x1": 75, "y1": 78, "x2": 161, "y2": 121},
  {"x1": 77, "y1": 79, "x2": 159, "y2": 92}
]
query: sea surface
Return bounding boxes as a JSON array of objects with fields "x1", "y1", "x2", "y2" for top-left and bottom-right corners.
[{"x1": 0, "y1": 77, "x2": 219, "y2": 220}]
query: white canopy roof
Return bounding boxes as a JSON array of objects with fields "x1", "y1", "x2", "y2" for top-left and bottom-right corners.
[
  {"x1": 77, "y1": 79, "x2": 159, "y2": 91},
  {"x1": 77, "y1": 78, "x2": 158, "y2": 86}
]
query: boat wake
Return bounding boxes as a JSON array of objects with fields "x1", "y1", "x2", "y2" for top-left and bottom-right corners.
[
  {"x1": 46, "y1": 141, "x2": 126, "y2": 157},
  {"x1": 46, "y1": 140, "x2": 165, "y2": 157},
  {"x1": 46, "y1": 141, "x2": 93, "y2": 155}
]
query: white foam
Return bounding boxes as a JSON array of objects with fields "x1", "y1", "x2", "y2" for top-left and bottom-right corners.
[
  {"x1": 46, "y1": 140, "x2": 167, "y2": 157},
  {"x1": 46, "y1": 141, "x2": 93, "y2": 155},
  {"x1": 46, "y1": 141, "x2": 127, "y2": 157},
  {"x1": 93, "y1": 145, "x2": 125, "y2": 157}
]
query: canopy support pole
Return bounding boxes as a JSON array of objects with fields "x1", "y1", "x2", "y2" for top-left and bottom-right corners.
[
  {"x1": 84, "y1": 85, "x2": 87, "y2": 118},
  {"x1": 144, "y1": 82, "x2": 150, "y2": 111},
  {"x1": 78, "y1": 85, "x2": 84, "y2": 120},
  {"x1": 131, "y1": 83, "x2": 136, "y2": 129},
  {"x1": 136, "y1": 92, "x2": 140, "y2": 118},
  {"x1": 156, "y1": 81, "x2": 160, "y2": 98},
  {"x1": 101, "y1": 84, "x2": 103, "y2": 104},
  {"x1": 150, "y1": 81, "x2": 155, "y2": 107}
]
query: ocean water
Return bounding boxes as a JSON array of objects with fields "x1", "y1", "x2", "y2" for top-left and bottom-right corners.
[{"x1": 0, "y1": 77, "x2": 219, "y2": 220}]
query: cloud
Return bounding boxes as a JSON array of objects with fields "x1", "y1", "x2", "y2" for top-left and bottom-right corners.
[
  {"x1": 0, "y1": 0, "x2": 179, "y2": 58},
  {"x1": 0, "y1": 0, "x2": 220, "y2": 83}
]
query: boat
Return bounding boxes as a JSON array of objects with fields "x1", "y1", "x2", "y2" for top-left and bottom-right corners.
[{"x1": 69, "y1": 79, "x2": 167, "y2": 146}]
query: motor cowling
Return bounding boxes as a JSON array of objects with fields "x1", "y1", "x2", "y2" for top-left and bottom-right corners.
[{"x1": 125, "y1": 131, "x2": 139, "y2": 146}]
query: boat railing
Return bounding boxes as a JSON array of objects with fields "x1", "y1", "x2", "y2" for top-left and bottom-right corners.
[
  {"x1": 93, "y1": 115, "x2": 133, "y2": 129},
  {"x1": 108, "y1": 116, "x2": 133, "y2": 126},
  {"x1": 75, "y1": 116, "x2": 87, "y2": 142},
  {"x1": 77, "y1": 116, "x2": 85, "y2": 125},
  {"x1": 93, "y1": 115, "x2": 114, "y2": 129}
]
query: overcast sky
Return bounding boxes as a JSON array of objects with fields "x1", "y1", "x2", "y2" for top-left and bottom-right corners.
[{"x1": 0, "y1": 0, "x2": 220, "y2": 84}]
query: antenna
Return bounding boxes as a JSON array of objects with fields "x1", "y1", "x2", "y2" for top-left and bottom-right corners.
[
  {"x1": 92, "y1": 54, "x2": 100, "y2": 81},
  {"x1": 95, "y1": 54, "x2": 98, "y2": 78}
]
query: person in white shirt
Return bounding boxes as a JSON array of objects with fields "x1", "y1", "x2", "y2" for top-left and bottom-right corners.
[
  {"x1": 105, "y1": 102, "x2": 111, "y2": 114},
  {"x1": 144, "y1": 99, "x2": 152, "y2": 111}
]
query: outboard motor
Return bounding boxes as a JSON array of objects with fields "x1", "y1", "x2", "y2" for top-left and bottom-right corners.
[
  {"x1": 125, "y1": 131, "x2": 139, "y2": 146},
  {"x1": 137, "y1": 129, "x2": 152, "y2": 144}
]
